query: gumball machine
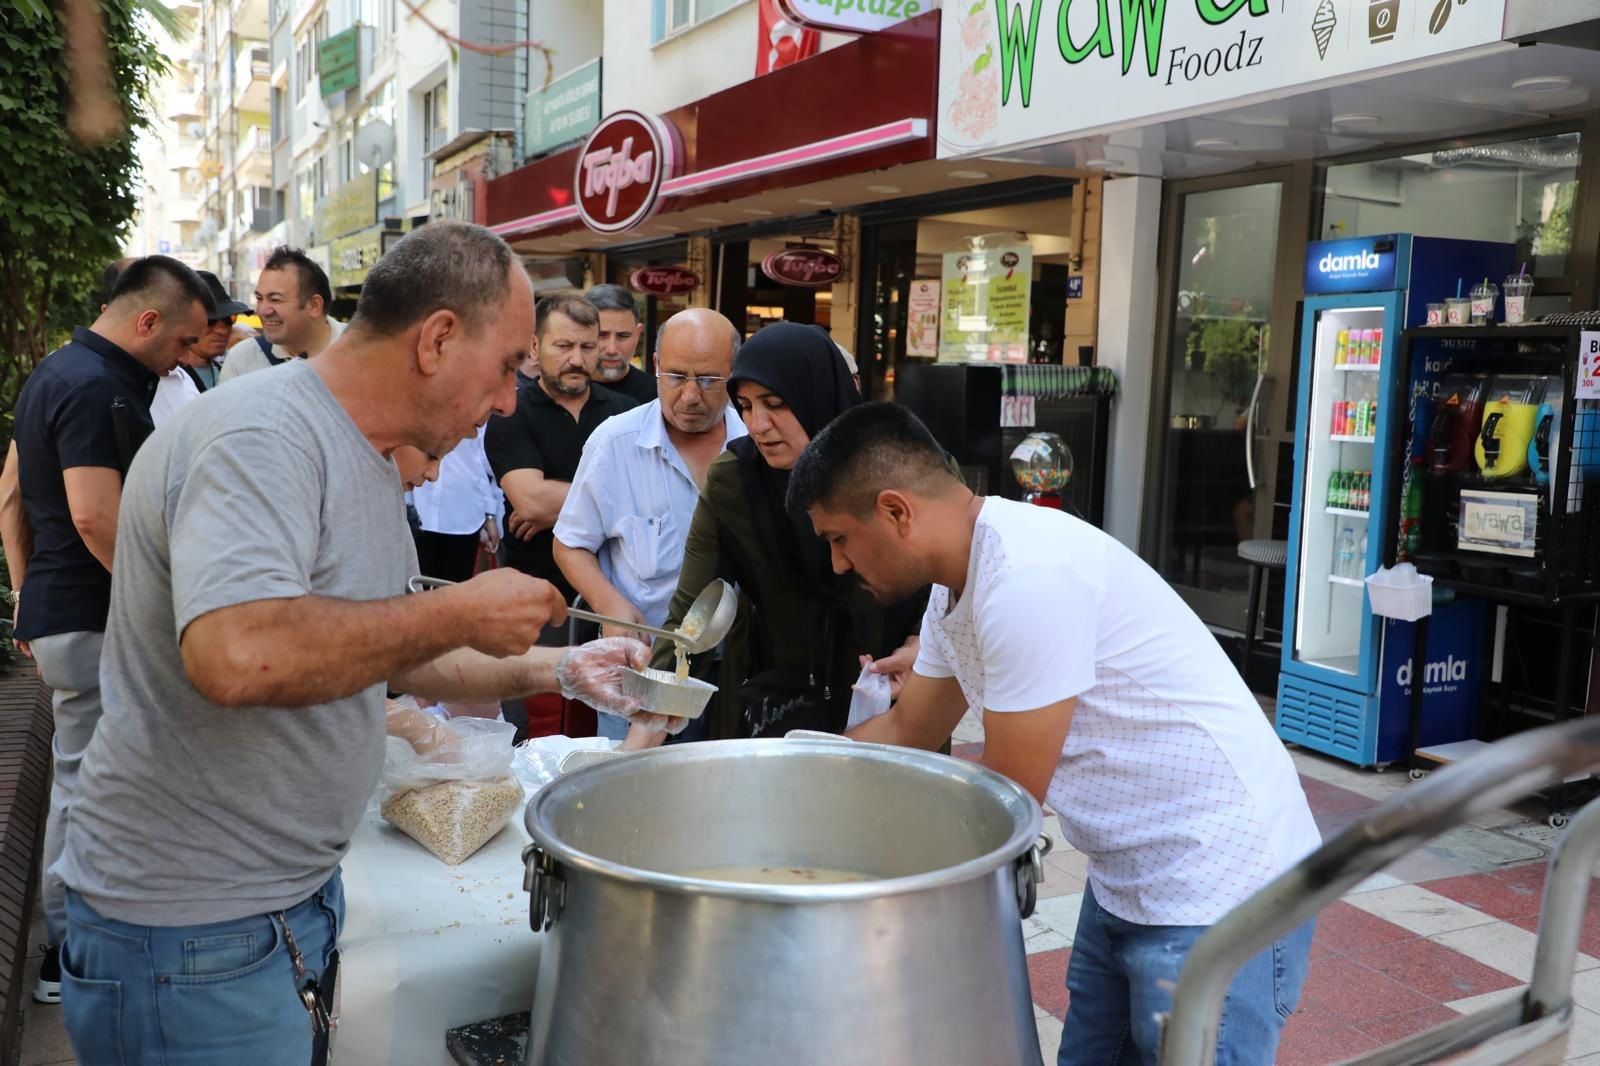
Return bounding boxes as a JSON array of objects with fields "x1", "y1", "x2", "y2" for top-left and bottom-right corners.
[{"x1": 1010, "y1": 432, "x2": 1073, "y2": 510}]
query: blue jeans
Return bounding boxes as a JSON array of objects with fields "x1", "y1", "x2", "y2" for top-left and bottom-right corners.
[
  {"x1": 61, "y1": 871, "x2": 343, "y2": 1065},
  {"x1": 1059, "y1": 883, "x2": 1313, "y2": 1066}
]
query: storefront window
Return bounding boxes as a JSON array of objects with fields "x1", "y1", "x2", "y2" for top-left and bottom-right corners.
[
  {"x1": 1320, "y1": 132, "x2": 1581, "y2": 290},
  {"x1": 861, "y1": 194, "x2": 1078, "y2": 399}
]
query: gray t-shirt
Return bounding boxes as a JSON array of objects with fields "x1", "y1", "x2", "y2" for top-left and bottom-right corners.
[{"x1": 56, "y1": 359, "x2": 418, "y2": 926}]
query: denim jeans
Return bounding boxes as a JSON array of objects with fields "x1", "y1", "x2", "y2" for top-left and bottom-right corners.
[
  {"x1": 30, "y1": 629, "x2": 105, "y2": 947},
  {"x1": 61, "y1": 871, "x2": 344, "y2": 1065},
  {"x1": 1059, "y1": 883, "x2": 1313, "y2": 1066}
]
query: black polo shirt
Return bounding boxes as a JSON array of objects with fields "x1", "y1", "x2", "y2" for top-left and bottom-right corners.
[
  {"x1": 484, "y1": 381, "x2": 636, "y2": 598},
  {"x1": 605, "y1": 365, "x2": 658, "y2": 404},
  {"x1": 14, "y1": 327, "x2": 158, "y2": 640}
]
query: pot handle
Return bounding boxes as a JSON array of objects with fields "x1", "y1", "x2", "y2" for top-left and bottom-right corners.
[
  {"x1": 1015, "y1": 833, "x2": 1054, "y2": 920},
  {"x1": 523, "y1": 843, "x2": 566, "y2": 932}
]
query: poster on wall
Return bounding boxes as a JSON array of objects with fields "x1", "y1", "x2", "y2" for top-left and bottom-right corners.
[
  {"x1": 939, "y1": 241, "x2": 1031, "y2": 364},
  {"x1": 936, "y1": 0, "x2": 1509, "y2": 159},
  {"x1": 906, "y1": 280, "x2": 941, "y2": 357}
]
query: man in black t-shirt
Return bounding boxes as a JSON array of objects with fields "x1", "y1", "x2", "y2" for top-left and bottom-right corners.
[
  {"x1": 585, "y1": 284, "x2": 658, "y2": 404},
  {"x1": 485, "y1": 295, "x2": 636, "y2": 623},
  {"x1": 0, "y1": 256, "x2": 212, "y2": 1002}
]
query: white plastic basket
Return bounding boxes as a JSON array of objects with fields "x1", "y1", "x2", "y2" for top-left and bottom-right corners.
[{"x1": 1365, "y1": 563, "x2": 1434, "y2": 621}]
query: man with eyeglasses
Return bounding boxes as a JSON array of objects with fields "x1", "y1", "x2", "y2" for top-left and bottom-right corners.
[
  {"x1": 485, "y1": 296, "x2": 637, "y2": 661},
  {"x1": 552, "y1": 308, "x2": 744, "y2": 741}
]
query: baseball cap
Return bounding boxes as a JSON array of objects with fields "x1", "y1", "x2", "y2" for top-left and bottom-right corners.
[{"x1": 197, "y1": 271, "x2": 252, "y2": 320}]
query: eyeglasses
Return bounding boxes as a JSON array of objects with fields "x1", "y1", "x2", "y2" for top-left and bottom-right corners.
[
  {"x1": 657, "y1": 371, "x2": 728, "y2": 392},
  {"x1": 207, "y1": 315, "x2": 237, "y2": 327}
]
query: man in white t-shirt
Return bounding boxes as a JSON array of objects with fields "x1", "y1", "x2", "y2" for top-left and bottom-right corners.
[{"x1": 786, "y1": 402, "x2": 1321, "y2": 1066}]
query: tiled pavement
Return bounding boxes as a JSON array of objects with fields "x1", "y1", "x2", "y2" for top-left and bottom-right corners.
[{"x1": 17, "y1": 715, "x2": 1600, "y2": 1065}]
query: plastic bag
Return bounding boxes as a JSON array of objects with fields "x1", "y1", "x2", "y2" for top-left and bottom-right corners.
[
  {"x1": 846, "y1": 662, "x2": 893, "y2": 730},
  {"x1": 379, "y1": 717, "x2": 522, "y2": 865},
  {"x1": 511, "y1": 735, "x2": 621, "y2": 793}
]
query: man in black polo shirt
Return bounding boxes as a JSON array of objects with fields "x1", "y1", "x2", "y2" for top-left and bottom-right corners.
[
  {"x1": 585, "y1": 284, "x2": 658, "y2": 404},
  {"x1": 486, "y1": 294, "x2": 635, "y2": 623},
  {"x1": 0, "y1": 256, "x2": 212, "y2": 1002}
]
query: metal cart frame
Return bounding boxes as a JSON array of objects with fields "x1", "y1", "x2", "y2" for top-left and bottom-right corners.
[{"x1": 1160, "y1": 715, "x2": 1600, "y2": 1066}]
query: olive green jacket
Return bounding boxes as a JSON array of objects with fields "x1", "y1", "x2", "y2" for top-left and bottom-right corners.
[{"x1": 651, "y1": 451, "x2": 921, "y2": 739}]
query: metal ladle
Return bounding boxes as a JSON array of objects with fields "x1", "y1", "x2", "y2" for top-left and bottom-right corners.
[{"x1": 405, "y1": 575, "x2": 738, "y2": 654}]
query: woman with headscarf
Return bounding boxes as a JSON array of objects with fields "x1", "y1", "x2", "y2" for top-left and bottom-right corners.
[{"x1": 632, "y1": 322, "x2": 926, "y2": 743}]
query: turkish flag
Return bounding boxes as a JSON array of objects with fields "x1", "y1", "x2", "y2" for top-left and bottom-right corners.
[{"x1": 756, "y1": 0, "x2": 819, "y2": 76}]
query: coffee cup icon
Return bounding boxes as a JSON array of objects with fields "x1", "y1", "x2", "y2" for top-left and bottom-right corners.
[{"x1": 1369, "y1": 0, "x2": 1399, "y2": 41}]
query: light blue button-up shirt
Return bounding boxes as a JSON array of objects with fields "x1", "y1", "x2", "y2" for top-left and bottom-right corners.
[{"x1": 552, "y1": 400, "x2": 746, "y2": 627}]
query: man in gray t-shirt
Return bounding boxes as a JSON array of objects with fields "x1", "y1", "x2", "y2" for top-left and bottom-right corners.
[{"x1": 52, "y1": 223, "x2": 648, "y2": 1066}]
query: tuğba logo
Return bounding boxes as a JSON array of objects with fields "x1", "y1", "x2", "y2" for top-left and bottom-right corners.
[
  {"x1": 575, "y1": 111, "x2": 681, "y2": 234},
  {"x1": 1319, "y1": 249, "x2": 1382, "y2": 274}
]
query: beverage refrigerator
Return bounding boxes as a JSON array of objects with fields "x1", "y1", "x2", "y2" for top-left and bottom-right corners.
[{"x1": 1274, "y1": 234, "x2": 1512, "y2": 768}]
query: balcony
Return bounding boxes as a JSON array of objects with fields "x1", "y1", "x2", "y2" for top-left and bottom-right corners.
[
  {"x1": 235, "y1": 125, "x2": 271, "y2": 182},
  {"x1": 230, "y1": 0, "x2": 268, "y2": 38},
  {"x1": 165, "y1": 91, "x2": 201, "y2": 122},
  {"x1": 232, "y1": 44, "x2": 270, "y2": 112}
]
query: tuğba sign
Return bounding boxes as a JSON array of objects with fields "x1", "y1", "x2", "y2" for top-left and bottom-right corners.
[
  {"x1": 630, "y1": 266, "x2": 700, "y2": 296},
  {"x1": 761, "y1": 248, "x2": 845, "y2": 287},
  {"x1": 575, "y1": 111, "x2": 681, "y2": 234}
]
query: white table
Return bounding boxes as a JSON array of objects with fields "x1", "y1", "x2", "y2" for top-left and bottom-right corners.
[{"x1": 334, "y1": 798, "x2": 542, "y2": 1066}]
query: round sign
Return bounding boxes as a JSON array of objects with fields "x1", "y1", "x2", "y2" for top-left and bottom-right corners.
[
  {"x1": 760, "y1": 248, "x2": 844, "y2": 288},
  {"x1": 575, "y1": 111, "x2": 680, "y2": 235},
  {"x1": 629, "y1": 266, "x2": 700, "y2": 297}
]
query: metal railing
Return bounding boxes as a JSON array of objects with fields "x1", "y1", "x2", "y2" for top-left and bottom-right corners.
[{"x1": 1159, "y1": 715, "x2": 1600, "y2": 1066}]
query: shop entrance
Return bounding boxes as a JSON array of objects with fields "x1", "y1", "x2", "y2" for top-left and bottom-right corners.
[{"x1": 1146, "y1": 169, "x2": 1309, "y2": 633}]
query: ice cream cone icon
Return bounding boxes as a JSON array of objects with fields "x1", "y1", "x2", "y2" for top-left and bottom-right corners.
[{"x1": 1313, "y1": 0, "x2": 1337, "y2": 59}]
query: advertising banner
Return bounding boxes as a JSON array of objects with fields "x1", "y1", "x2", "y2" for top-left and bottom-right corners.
[
  {"x1": 939, "y1": 240, "x2": 1031, "y2": 364},
  {"x1": 937, "y1": 0, "x2": 1508, "y2": 158}
]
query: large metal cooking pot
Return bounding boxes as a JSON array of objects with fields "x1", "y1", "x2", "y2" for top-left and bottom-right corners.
[{"x1": 520, "y1": 738, "x2": 1050, "y2": 1066}]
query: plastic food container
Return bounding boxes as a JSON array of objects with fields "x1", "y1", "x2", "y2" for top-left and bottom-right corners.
[{"x1": 1365, "y1": 564, "x2": 1433, "y2": 621}]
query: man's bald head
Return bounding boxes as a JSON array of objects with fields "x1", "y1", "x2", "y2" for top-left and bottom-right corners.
[{"x1": 654, "y1": 308, "x2": 740, "y2": 435}]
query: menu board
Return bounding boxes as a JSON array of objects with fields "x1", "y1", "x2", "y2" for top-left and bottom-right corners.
[
  {"x1": 938, "y1": 241, "x2": 1031, "y2": 364},
  {"x1": 906, "y1": 280, "x2": 941, "y2": 358}
]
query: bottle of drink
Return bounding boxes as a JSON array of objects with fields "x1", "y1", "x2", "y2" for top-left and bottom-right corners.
[
  {"x1": 1360, "y1": 471, "x2": 1372, "y2": 511},
  {"x1": 1358, "y1": 529, "x2": 1369, "y2": 574},
  {"x1": 1356, "y1": 399, "x2": 1370, "y2": 438},
  {"x1": 1335, "y1": 329, "x2": 1348, "y2": 365},
  {"x1": 1336, "y1": 527, "x2": 1356, "y2": 579},
  {"x1": 1344, "y1": 402, "x2": 1357, "y2": 436},
  {"x1": 1336, "y1": 470, "x2": 1350, "y2": 509},
  {"x1": 1327, "y1": 471, "x2": 1337, "y2": 507},
  {"x1": 1368, "y1": 399, "x2": 1378, "y2": 437},
  {"x1": 1400, "y1": 465, "x2": 1423, "y2": 558},
  {"x1": 1371, "y1": 327, "x2": 1384, "y2": 366}
]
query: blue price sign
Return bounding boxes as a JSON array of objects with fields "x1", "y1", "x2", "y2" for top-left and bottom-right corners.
[{"x1": 1066, "y1": 275, "x2": 1084, "y2": 299}]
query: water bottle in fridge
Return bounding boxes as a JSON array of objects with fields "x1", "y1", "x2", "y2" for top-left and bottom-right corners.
[{"x1": 1335, "y1": 527, "x2": 1356, "y2": 580}]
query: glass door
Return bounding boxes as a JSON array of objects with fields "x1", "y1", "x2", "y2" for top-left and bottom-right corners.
[{"x1": 1148, "y1": 177, "x2": 1296, "y2": 630}]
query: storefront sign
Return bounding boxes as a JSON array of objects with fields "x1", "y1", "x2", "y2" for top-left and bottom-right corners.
[
  {"x1": 430, "y1": 167, "x2": 476, "y2": 224},
  {"x1": 330, "y1": 224, "x2": 387, "y2": 288},
  {"x1": 937, "y1": 0, "x2": 1507, "y2": 158},
  {"x1": 1458, "y1": 489, "x2": 1538, "y2": 557},
  {"x1": 777, "y1": 0, "x2": 925, "y2": 34},
  {"x1": 939, "y1": 241, "x2": 1032, "y2": 364},
  {"x1": 318, "y1": 26, "x2": 359, "y2": 98},
  {"x1": 525, "y1": 60, "x2": 601, "y2": 160},
  {"x1": 906, "y1": 279, "x2": 941, "y2": 357},
  {"x1": 761, "y1": 248, "x2": 844, "y2": 288},
  {"x1": 1066, "y1": 275, "x2": 1084, "y2": 299},
  {"x1": 575, "y1": 111, "x2": 680, "y2": 234},
  {"x1": 316, "y1": 171, "x2": 378, "y2": 244},
  {"x1": 629, "y1": 266, "x2": 700, "y2": 296}
]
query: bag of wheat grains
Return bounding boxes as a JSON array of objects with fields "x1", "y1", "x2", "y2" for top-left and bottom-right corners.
[{"x1": 379, "y1": 716, "x2": 524, "y2": 865}]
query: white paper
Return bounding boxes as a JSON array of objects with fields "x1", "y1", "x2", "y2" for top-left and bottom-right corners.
[
  {"x1": 846, "y1": 662, "x2": 893, "y2": 731},
  {"x1": 335, "y1": 794, "x2": 541, "y2": 1066}
]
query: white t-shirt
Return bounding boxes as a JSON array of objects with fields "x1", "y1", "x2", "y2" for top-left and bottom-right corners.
[
  {"x1": 149, "y1": 367, "x2": 202, "y2": 426},
  {"x1": 913, "y1": 499, "x2": 1320, "y2": 926}
]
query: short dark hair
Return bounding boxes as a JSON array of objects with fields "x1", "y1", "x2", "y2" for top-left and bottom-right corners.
[
  {"x1": 584, "y1": 284, "x2": 639, "y2": 320},
  {"x1": 352, "y1": 222, "x2": 520, "y2": 337},
  {"x1": 99, "y1": 257, "x2": 135, "y2": 306},
  {"x1": 536, "y1": 294, "x2": 599, "y2": 338},
  {"x1": 107, "y1": 255, "x2": 216, "y2": 320},
  {"x1": 787, "y1": 402, "x2": 957, "y2": 517},
  {"x1": 262, "y1": 246, "x2": 332, "y2": 310}
]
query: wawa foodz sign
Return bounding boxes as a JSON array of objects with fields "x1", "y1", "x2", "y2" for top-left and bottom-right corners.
[{"x1": 936, "y1": 0, "x2": 1507, "y2": 158}]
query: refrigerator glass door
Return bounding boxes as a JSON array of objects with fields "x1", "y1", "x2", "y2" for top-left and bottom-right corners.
[{"x1": 1291, "y1": 301, "x2": 1389, "y2": 677}]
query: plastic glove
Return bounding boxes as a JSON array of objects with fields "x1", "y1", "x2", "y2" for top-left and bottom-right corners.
[
  {"x1": 385, "y1": 696, "x2": 459, "y2": 757},
  {"x1": 629, "y1": 711, "x2": 690, "y2": 736},
  {"x1": 846, "y1": 662, "x2": 893, "y2": 730},
  {"x1": 555, "y1": 636, "x2": 652, "y2": 716}
]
